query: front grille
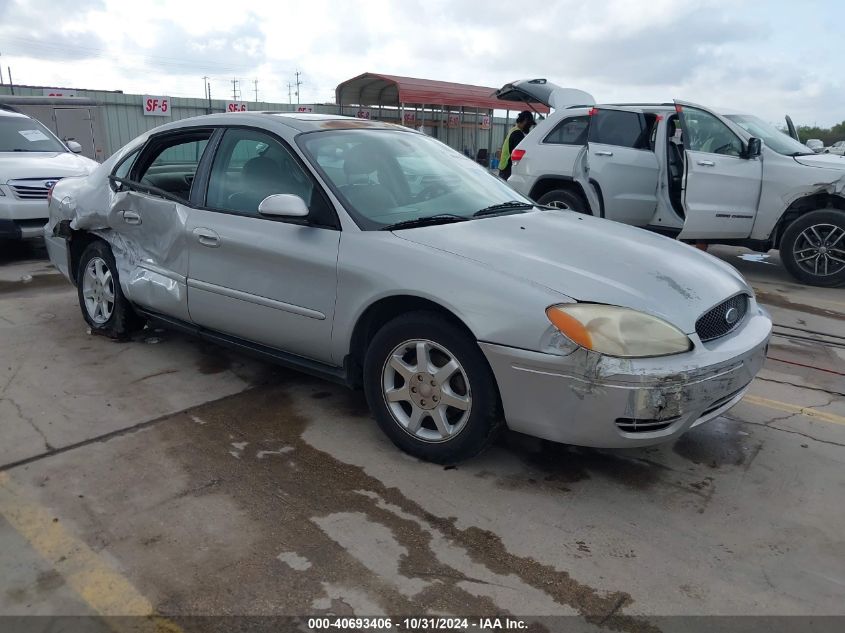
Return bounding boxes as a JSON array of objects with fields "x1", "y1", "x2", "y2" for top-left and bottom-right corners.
[
  {"x1": 8, "y1": 178, "x2": 61, "y2": 200},
  {"x1": 695, "y1": 294, "x2": 748, "y2": 342},
  {"x1": 700, "y1": 384, "x2": 749, "y2": 417},
  {"x1": 615, "y1": 416, "x2": 679, "y2": 434}
]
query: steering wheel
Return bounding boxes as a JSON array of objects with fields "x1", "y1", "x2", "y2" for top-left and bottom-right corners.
[
  {"x1": 713, "y1": 142, "x2": 737, "y2": 155},
  {"x1": 417, "y1": 183, "x2": 451, "y2": 201}
]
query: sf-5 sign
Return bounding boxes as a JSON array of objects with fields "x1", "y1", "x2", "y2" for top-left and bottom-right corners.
[{"x1": 143, "y1": 96, "x2": 170, "y2": 116}]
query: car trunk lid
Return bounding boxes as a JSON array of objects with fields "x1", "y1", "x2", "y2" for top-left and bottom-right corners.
[{"x1": 495, "y1": 79, "x2": 595, "y2": 110}]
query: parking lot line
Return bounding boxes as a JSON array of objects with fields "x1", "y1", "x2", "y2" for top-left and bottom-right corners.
[
  {"x1": 0, "y1": 472, "x2": 181, "y2": 631},
  {"x1": 742, "y1": 394, "x2": 845, "y2": 426}
]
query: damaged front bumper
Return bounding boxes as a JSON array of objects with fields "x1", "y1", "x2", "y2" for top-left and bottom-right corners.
[{"x1": 481, "y1": 304, "x2": 771, "y2": 448}]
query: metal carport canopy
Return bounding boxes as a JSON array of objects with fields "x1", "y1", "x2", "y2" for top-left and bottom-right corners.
[{"x1": 335, "y1": 72, "x2": 550, "y2": 112}]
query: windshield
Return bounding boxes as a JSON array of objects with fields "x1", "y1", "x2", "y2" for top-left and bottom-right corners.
[
  {"x1": 0, "y1": 115, "x2": 68, "y2": 152},
  {"x1": 298, "y1": 129, "x2": 533, "y2": 230},
  {"x1": 724, "y1": 114, "x2": 812, "y2": 156}
]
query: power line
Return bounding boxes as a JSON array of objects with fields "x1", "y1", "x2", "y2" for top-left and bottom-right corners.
[{"x1": 1, "y1": 35, "x2": 271, "y2": 74}]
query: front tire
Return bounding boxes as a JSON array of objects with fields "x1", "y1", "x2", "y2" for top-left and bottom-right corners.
[
  {"x1": 780, "y1": 209, "x2": 845, "y2": 287},
  {"x1": 77, "y1": 240, "x2": 144, "y2": 337},
  {"x1": 363, "y1": 312, "x2": 502, "y2": 464},
  {"x1": 536, "y1": 188, "x2": 590, "y2": 214}
]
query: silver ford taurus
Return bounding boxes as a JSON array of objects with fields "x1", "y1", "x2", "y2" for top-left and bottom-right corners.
[{"x1": 44, "y1": 113, "x2": 772, "y2": 463}]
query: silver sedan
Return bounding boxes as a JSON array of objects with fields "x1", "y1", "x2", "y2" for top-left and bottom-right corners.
[{"x1": 44, "y1": 113, "x2": 771, "y2": 463}]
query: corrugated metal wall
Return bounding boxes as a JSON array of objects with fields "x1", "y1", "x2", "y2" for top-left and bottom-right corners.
[{"x1": 1, "y1": 86, "x2": 521, "y2": 161}]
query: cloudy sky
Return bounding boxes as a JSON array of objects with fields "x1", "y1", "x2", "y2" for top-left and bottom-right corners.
[{"x1": 1, "y1": 0, "x2": 842, "y2": 126}]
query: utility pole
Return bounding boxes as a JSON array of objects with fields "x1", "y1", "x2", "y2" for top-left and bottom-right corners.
[
  {"x1": 253, "y1": 79, "x2": 258, "y2": 103},
  {"x1": 7, "y1": 67, "x2": 13, "y2": 95},
  {"x1": 203, "y1": 76, "x2": 212, "y2": 113},
  {"x1": 0, "y1": 52, "x2": 4, "y2": 86},
  {"x1": 231, "y1": 78, "x2": 239, "y2": 101},
  {"x1": 294, "y1": 70, "x2": 302, "y2": 105},
  {"x1": 287, "y1": 81, "x2": 293, "y2": 105}
]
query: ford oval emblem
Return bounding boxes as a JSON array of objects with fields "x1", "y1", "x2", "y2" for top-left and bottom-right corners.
[{"x1": 724, "y1": 307, "x2": 739, "y2": 325}]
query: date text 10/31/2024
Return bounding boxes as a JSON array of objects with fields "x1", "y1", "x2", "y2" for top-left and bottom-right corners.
[{"x1": 307, "y1": 617, "x2": 529, "y2": 630}]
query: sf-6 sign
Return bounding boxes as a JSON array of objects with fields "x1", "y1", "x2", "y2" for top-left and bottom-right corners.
[
  {"x1": 143, "y1": 96, "x2": 170, "y2": 117},
  {"x1": 226, "y1": 102, "x2": 248, "y2": 113}
]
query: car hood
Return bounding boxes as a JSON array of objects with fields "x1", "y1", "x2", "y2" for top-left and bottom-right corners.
[
  {"x1": 394, "y1": 210, "x2": 750, "y2": 334},
  {"x1": 793, "y1": 153, "x2": 845, "y2": 170},
  {"x1": 0, "y1": 151, "x2": 98, "y2": 182}
]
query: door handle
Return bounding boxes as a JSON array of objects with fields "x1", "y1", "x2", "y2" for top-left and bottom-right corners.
[
  {"x1": 122, "y1": 210, "x2": 141, "y2": 225},
  {"x1": 697, "y1": 160, "x2": 716, "y2": 167},
  {"x1": 193, "y1": 227, "x2": 220, "y2": 248},
  {"x1": 594, "y1": 150, "x2": 614, "y2": 157}
]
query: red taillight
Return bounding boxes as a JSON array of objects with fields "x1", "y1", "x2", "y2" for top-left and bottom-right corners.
[
  {"x1": 588, "y1": 107, "x2": 599, "y2": 116},
  {"x1": 675, "y1": 104, "x2": 683, "y2": 113},
  {"x1": 511, "y1": 149, "x2": 526, "y2": 163}
]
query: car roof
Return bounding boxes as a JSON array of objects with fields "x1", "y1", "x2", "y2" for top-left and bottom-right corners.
[
  {"x1": 0, "y1": 107, "x2": 30, "y2": 119},
  {"x1": 151, "y1": 112, "x2": 409, "y2": 134}
]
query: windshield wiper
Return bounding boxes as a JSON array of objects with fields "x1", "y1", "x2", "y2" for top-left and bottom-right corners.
[
  {"x1": 380, "y1": 214, "x2": 469, "y2": 231},
  {"x1": 473, "y1": 201, "x2": 534, "y2": 217}
]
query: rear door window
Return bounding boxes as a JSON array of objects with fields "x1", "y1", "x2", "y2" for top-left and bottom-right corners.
[
  {"x1": 543, "y1": 116, "x2": 589, "y2": 145},
  {"x1": 132, "y1": 132, "x2": 212, "y2": 202},
  {"x1": 589, "y1": 110, "x2": 647, "y2": 149}
]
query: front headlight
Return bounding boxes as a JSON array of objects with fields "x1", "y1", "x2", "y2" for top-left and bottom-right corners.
[{"x1": 546, "y1": 304, "x2": 692, "y2": 358}]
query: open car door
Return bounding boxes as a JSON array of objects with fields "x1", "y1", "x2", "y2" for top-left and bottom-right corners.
[
  {"x1": 785, "y1": 115, "x2": 800, "y2": 142},
  {"x1": 674, "y1": 100, "x2": 763, "y2": 240},
  {"x1": 495, "y1": 79, "x2": 595, "y2": 110}
]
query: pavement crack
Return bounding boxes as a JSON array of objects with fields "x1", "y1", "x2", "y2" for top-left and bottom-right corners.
[
  {"x1": 755, "y1": 376, "x2": 845, "y2": 398},
  {"x1": 1, "y1": 396, "x2": 53, "y2": 452},
  {"x1": 734, "y1": 418, "x2": 845, "y2": 448}
]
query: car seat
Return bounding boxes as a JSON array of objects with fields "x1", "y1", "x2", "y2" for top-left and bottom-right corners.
[{"x1": 340, "y1": 144, "x2": 399, "y2": 213}]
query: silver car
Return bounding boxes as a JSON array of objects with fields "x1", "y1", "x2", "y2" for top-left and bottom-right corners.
[{"x1": 44, "y1": 113, "x2": 772, "y2": 463}]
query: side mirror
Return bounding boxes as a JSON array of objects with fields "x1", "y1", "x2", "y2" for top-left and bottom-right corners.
[
  {"x1": 66, "y1": 140, "x2": 83, "y2": 154},
  {"x1": 257, "y1": 194, "x2": 310, "y2": 219},
  {"x1": 745, "y1": 137, "x2": 762, "y2": 159}
]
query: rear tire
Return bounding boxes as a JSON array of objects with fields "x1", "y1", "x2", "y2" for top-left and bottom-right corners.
[
  {"x1": 536, "y1": 188, "x2": 590, "y2": 214},
  {"x1": 363, "y1": 311, "x2": 502, "y2": 464},
  {"x1": 780, "y1": 209, "x2": 845, "y2": 287},
  {"x1": 76, "y1": 240, "x2": 145, "y2": 338}
]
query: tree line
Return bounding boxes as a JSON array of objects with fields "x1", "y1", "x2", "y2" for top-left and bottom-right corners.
[{"x1": 796, "y1": 121, "x2": 845, "y2": 146}]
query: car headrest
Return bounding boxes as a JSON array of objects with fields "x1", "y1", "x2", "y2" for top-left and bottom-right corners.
[
  {"x1": 243, "y1": 157, "x2": 280, "y2": 182},
  {"x1": 343, "y1": 144, "x2": 384, "y2": 177}
]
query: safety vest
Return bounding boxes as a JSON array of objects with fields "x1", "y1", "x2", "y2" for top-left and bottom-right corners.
[{"x1": 498, "y1": 125, "x2": 521, "y2": 171}]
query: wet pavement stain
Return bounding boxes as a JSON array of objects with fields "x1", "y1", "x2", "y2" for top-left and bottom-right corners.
[
  {"x1": 134, "y1": 386, "x2": 660, "y2": 632},
  {"x1": 0, "y1": 273, "x2": 70, "y2": 297},
  {"x1": 672, "y1": 419, "x2": 758, "y2": 469},
  {"x1": 499, "y1": 436, "x2": 662, "y2": 492},
  {"x1": 754, "y1": 290, "x2": 845, "y2": 321}
]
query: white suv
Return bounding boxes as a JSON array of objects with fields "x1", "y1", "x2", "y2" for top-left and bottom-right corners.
[
  {"x1": 0, "y1": 107, "x2": 98, "y2": 240},
  {"x1": 498, "y1": 79, "x2": 845, "y2": 287}
]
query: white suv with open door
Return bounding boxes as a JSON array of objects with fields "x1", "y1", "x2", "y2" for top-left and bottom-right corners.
[{"x1": 498, "y1": 79, "x2": 845, "y2": 287}]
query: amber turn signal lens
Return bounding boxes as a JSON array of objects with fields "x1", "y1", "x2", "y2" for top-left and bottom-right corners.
[{"x1": 545, "y1": 307, "x2": 593, "y2": 350}]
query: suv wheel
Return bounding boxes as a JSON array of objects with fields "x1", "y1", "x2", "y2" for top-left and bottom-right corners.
[
  {"x1": 780, "y1": 209, "x2": 845, "y2": 287},
  {"x1": 363, "y1": 311, "x2": 502, "y2": 464},
  {"x1": 536, "y1": 189, "x2": 589, "y2": 214},
  {"x1": 77, "y1": 240, "x2": 145, "y2": 337}
]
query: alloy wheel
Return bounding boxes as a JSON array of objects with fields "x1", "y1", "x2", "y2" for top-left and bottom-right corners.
[
  {"x1": 381, "y1": 339, "x2": 472, "y2": 443},
  {"x1": 792, "y1": 223, "x2": 845, "y2": 278},
  {"x1": 81, "y1": 257, "x2": 115, "y2": 324}
]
